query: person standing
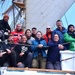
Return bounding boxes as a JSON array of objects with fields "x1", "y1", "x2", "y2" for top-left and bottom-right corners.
[
  {"x1": 47, "y1": 34, "x2": 66, "y2": 70},
  {"x1": 64, "y1": 24, "x2": 75, "y2": 51},
  {"x1": 52, "y1": 20, "x2": 67, "y2": 43},
  {"x1": 31, "y1": 27, "x2": 37, "y2": 39},
  {"x1": 43, "y1": 26, "x2": 52, "y2": 44},
  {"x1": 31, "y1": 31, "x2": 47, "y2": 69}
]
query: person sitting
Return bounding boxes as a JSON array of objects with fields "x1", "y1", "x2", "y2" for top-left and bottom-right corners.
[
  {"x1": 11, "y1": 24, "x2": 24, "y2": 44},
  {"x1": 0, "y1": 14, "x2": 11, "y2": 41},
  {"x1": 0, "y1": 35, "x2": 16, "y2": 67},
  {"x1": 47, "y1": 34, "x2": 66, "y2": 70},
  {"x1": 31, "y1": 31, "x2": 47, "y2": 69},
  {"x1": 14, "y1": 35, "x2": 32, "y2": 68},
  {"x1": 64, "y1": 24, "x2": 75, "y2": 51}
]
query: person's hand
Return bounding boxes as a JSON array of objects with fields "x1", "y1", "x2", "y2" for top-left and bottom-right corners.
[
  {"x1": 19, "y1": 52, "x2": 24, "y2": 57},
  {"x1": 0, "y1": 53, "x2": 3, "y2": 57},
  {"x1": 6, "y1": 49, "x2": 11, "y2": 54},
  {"x1": 38, "y1": 44, "x2": 43, "y2": 48},
  {"x1": 8, "y1": 30, "x2": 10, "y2": 33},
  {"x1": 58, "y1": 44, "x2": 64, "y2": 49}
]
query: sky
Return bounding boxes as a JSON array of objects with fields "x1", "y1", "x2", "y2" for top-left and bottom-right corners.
[
  {"x1": 0, "y1": 0, "x2": 12, "y2": 19},
  {"x1": 0, "y1": 0, "x2": 75, "y2": 29},
  {"x1": 61, "y1": 2, "x2": 75, "y2": 28}
]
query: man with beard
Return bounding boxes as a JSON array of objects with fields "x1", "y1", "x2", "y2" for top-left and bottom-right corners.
[
  {"x1": 64, "y1": 24, "x2": 75, "y2": 51},
  {"x1": 52, "y1": 20, "x2": 67, "y2": 43}
]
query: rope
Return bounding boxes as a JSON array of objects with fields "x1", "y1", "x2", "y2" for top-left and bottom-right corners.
[
  {"x1": 61, "y1": 56, "x2": 75, "y2": 61},
  {"x1": 0, "y1": 40, "x2": 70, "y2": 48}
]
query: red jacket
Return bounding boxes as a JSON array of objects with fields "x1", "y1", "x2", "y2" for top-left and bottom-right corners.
[
  {"x1": 11, "y1": 29, "x2": 24, "y2": 44},
  {"x1": 43, "y1": 31, "x2": 52, "y2": 43}
]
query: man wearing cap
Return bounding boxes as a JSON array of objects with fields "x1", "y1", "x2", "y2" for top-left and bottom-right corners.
[
  {"x1": 43, "y1": 26, "x2": 52, "y2": 44},
  {"x1": 0, "y1": 14, "x2": 11, "y2": 40}
]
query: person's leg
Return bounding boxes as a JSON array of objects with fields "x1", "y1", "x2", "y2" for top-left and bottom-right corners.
[
  {"x1": 3, "y1": 62, "x2": 9, "y2": 67},
  {"x1": 25, "y1": 52, "x2": 33, "y2": 68},
  {"x1": 17, "y1": 62, "x2": 24, "y2": 68},
  {"x1": 10, "y1": 50, "x2": 17, "y2": 67},
  {"x1": 0, "y1": 57, "x2": 5, "y2": 67},
  {"x1": 54, "y1": 61, "x2": 61, "y2": 70},
  {"x1": 46, "y1": 61, "x2": 54, "y2": 69},
  {"x1": 32, "y1": 58, "x2": 38, "y2": 68},
  {"x1": 40, "y1": 57, "x2": 46, "y2": 69}
]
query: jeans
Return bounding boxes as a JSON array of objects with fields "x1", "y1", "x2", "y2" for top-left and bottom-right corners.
[{"x1": 46, "y1": 61, "x2": 61, "y2": 70}]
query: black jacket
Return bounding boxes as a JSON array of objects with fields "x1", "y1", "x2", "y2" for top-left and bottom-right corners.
[
  {"x1": 0, "y1": 19, "x2": 11, "y2": 32},
  {"x1": 14, "y1": 42, "x2": 31, "y2": 63}
]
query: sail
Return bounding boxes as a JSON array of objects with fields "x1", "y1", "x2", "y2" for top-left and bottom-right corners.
[{"x1": 25, "y1": 0, "x2": 75, "y2": 33}]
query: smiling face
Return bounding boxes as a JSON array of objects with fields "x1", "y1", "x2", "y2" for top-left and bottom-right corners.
[
  {"x1": 21, "y1": 35, "x2": 27, "y2": 44},
  {"x1": 56, "y1": 21, "x2": 62, "y2": 29},
  {"x1": 8, "y1": 36, "x2": 14, "y2": 43},
  {"x1": 54, "y1": 34, "x2": 59, "y2": 42},
  {"x1": 36, "y1": 31, "x2": 42, "y2": 39},
  {"x1": 25, "y1": 30, "x2": 31, "y2": 37},
  {"x1": 69, "y1": 26, "x2": 74, "y2": 32}
]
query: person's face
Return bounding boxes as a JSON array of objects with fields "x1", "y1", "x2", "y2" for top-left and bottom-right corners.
[
  {"x1": 69, "y1": 26, "x2": 74, "y2": 32},
  {"x1": 26, "y1": 30, "x2": 31, "y2": 37},
  {"x1": 54, "y1": 34, "x2": 59, "y2": 42},
  {"x1": 21, "y1": 36, "x2": 27, "y2": 43},
  {"x1": 46, "y1": 28, "x2": 50, "y2": 33},
  {"x1": 36, "y1": 32, "x2": 42, "y2": 39},
  {"x1": 8, "y1": 36, "x2": 14, "y2": 43},
  {"x1": 16, "y1": 24, "x2": 21, "y2": 30},
  {"x1": 56, "y1": 21, "x2": 62, "y2": 29},
  {"x1": 32, "y1": 29, "x2": 36, "y2": 34},
  {"x1": 4, "y1": 16, "x2": 9, "y2": 22}
]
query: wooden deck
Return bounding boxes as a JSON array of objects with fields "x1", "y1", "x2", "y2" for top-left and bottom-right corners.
[{"x1": 8, "y1": 68, "x2": 75, "y2": 74}]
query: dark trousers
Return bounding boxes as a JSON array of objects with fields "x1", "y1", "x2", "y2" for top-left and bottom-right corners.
[
  {"x1": 46, "y1": 61, "x2": 61, "y2": 70},
  {"x1": 0, "y1": 57, "x2": 5, "y2": 66},
  {"x1": 17, "y1": 52, "x2": 32, "y2": 68},
  {"x1": 3, "y1": 50, "x2": 17, "y2": 67}
]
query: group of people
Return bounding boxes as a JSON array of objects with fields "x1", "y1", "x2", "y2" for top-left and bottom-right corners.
[{"x1": 0, "y1": 14, "x2": 75, "y2": 70}]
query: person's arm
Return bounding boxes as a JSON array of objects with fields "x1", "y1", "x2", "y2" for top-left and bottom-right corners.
[
  {"x1": 42, "y1": 40, "x2": 48, "y2": 50},
  {"x1": 31, "y1": 40, "x2": 38, "y2": 51},
  {"x1": 64, "y1": 33, "x2": 75, "y2": 42},
  {"x1": 48, "y1": 41, "x2": 58, "y2": 47}
]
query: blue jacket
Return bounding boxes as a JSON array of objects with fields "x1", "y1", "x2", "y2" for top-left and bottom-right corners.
[
  {"x1": 47, "y1": 41, "x2": 66, "y2": 62},
  {"x1": 52, "y1": 27, "x2": 67, "y2": 43},
  {"x1": 31, "y1": 38, "x2": 47, "y2": 58}
]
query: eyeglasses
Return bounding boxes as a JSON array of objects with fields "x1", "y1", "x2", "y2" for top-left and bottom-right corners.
[{"x1": 47, "y1": 28, "x2": 50, "y2": 29}]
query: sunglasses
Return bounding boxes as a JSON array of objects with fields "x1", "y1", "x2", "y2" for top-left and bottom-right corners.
[{"x1": 47, "y1": 28, "x2": 50, "y2": 29}]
